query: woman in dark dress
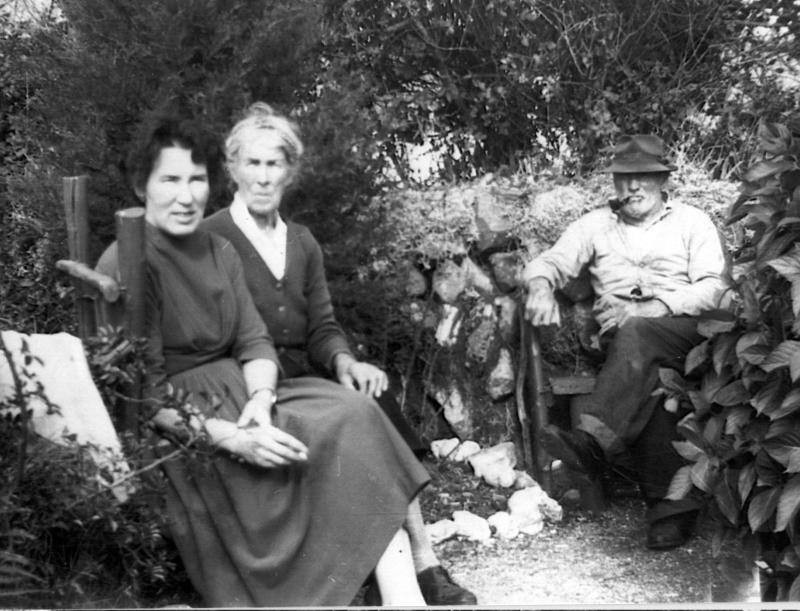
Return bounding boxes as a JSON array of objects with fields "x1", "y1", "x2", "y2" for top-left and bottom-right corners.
[
  {"x1": 201, "y1": 103, "x2": 476, "y2": 605},
  {"x1": 96, "y1": 117, "x2": 430, "y2": 607}
]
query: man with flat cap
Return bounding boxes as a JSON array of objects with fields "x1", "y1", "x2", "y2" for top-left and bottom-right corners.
[{"x1": 522, "y1": 134, "x2": 726, "y2": 549}]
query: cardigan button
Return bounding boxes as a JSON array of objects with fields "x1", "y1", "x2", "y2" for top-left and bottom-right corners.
[
  {"x1": 275, "y1": 281, "x2": 283, "y2": 289},
  {"x1": 278, "y1": 306, "x2": 286, "y2": 314}
]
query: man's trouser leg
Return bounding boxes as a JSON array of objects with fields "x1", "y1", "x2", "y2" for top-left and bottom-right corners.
[
  {"x1": 629, "y1": 395, "x2": 701, "y2": 523},
  {"x1": 576, "y1": 315, "x2": 702, "y2": 460}
]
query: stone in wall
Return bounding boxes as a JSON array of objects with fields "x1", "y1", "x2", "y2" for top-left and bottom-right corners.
[
  {"x1": 430, "y1": 378, "x2": 471, "y2": 439},
  {"x1": 488, "y1": 251, "x2": 523, "y2": 293},
  {"x1": 432, "y1": 259, "x2": 467, "y2": 303},
  {"x1": 466, "y1": 303, "x2": 497, "y2": 363},
  {"x1": 474, "y1": 189, "x2": 515, "y2": 253},
  {"x1": 487, "y1": 348, "x2": 515, "y2": 400},
  {"x1": 494, "y1": 296, "x2": 519, "y2": 345}
]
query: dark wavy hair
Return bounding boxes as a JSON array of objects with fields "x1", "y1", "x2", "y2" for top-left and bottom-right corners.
[{"x1": 125, "y1": 117, "x2": 223, "y2": 198}]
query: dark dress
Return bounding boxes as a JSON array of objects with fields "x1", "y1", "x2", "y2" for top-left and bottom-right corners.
[
  {"x1": 96, "y1": 224, "x2": 429, "y2": 607},
  {"x1": 201, "y1": 208, "x2": 424, "y2": 451}
]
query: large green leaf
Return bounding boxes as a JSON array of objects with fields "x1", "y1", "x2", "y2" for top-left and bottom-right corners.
[
  {"x1": 688, "y1": 389, "x2": 711, "y2": 417},
  {"x1": 672, "y1": 440, "x2": 704, "y2": 462},
  {"x1": 764, "y1": 432, "x2": 800, "y2": 470},
  {"x1": 713, "y1": 333, "x2": 739, "y2": 376},
  {"x1": 789, "y1": 573, "x2": 800, "y2": 601},
  {"x1": 768, "y1": 244, "x2": 800, "y2": 279},
  {"x1": 739, "y1": 463, "x2": 756, "y2": 503},
  {"x1": 725, "y1": 406, "x2": 752, "y2": 435},
  {"x1": 775, "y1": 474, "x2": 800, "y2": 532},
  {"x1": 714, "y1": 475, "x2": 740, "y2": 526},
  {"x1": 658, "y1": 367, "x2": 687, "y2": 393},
  {"x1": 736, "y1": 331, "x2": 770, "y2": 364},
  {"x1": 762, "y1": 341, "x2": 800, "y2": 372},
  {"x1": 751, "y1": 376, "x2": 785, "y2": 415},
  {"x1": 685, "y1": 339, "x2": 709, "y2": 376},
  {"x1": 677, "y1": 413, "x2": 708, "y2": 450},
  {"x1": 748, "y1": 487, "x2": 781, "y2": 531},
  {"x1": 698, "y1": 318, "x2": 737, "y2": 338},
  {"x1": 690, "y1": 454, "x2": 714, "y2": 493},
  {"x1": 771, "y1": 388, "x2": 800, "y2": 422},
  {"x1": 756, "y1": 449, "x2": 785, "y2": 488},
  {"x1": 791, "y1": 350, "x2": 800, "y2": 383},
  {"x1": 704, "y1": 413, "x2": 726, "y2": 445},
  {"x1": 666, "y1": 465, "x2": 693, "y2": 501},
  {"x1": 713, "y1": 380, "x2": 749, "y2": 406}
]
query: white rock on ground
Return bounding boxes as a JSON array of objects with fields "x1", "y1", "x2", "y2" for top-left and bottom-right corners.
[
  {"x1": 430, "y1": 437, "x2": 461, "y2": 459},
  {"x1": 487, "y1": 511, "x2": 520, "y2": 540},
  {"x1": 452, "y1": 510, "x2": 492, "y2": 544},
  {"x1": 425, "y1": 519, "x2": 459, "y2": 545},
  {"x1": 513, "y1": 469, "x2": 538, "y2": 489},
  {"x1": 487, "y1": 347, "x2": 515, "y2": 400},
  {"x1": 467, "y1": 441, "x2": 517, "y2": 488},
  {"x1": 451, "y1": 440, "x2": 481, "y2": 461},
  {"x1": 508, "y1": 485, "x2": 563, "y2": 524}
]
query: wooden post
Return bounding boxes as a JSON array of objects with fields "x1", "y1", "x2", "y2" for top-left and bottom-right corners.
[
  {"x1": 526, "y1": 325, "x2": 552, "y2": 491},
  {"x1": 115, "y1": 207, "x2": 146, "y2": 433},
  {"x1": 62, "y1": 176, "x2": 94, "y2": 339}
]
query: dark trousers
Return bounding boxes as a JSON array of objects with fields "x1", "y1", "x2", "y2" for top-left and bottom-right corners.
[{"x1": 576, "y1": 316, "x2": 703, "y2": 522}]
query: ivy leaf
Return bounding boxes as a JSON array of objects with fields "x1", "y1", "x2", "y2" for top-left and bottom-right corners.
[
  {"x1": 748, "y1": 488, "x2": 781, "y2": 532},
  {"x1": 739, "y1": 463, "x2": 756, "y2": 503},
  {"x1": 775, "y1": 474, "x2": 800, "y2": 532},
  {"x1": 713, "y1": 380, "x2": 749, "y2": 406},
  {"x1": 761, "y1": 340, "x2": 800, "y2": 372},
  {"x1": 666, "y1": 465, "x2": 693, "y2": 501},
  {"x1": 672, "y1": 440, "x2": 704, "y2": 462},
  {"x1": 736, "y1": 331, "x2": 770, "y2": 364},
  {"x1": 685, "y1": 340, "x2": 709, "y2": 376}
]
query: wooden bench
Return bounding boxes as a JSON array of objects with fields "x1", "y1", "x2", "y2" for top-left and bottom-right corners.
[{"x1": 56, "y1": 175, "x2": 146, "y2": 434}]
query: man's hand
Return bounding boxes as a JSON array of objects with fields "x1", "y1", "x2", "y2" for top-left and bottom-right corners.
[
  {"x1": 334, "y1": 354, "x2": 389, "y2": 398},
  {"x1": 594, "y1": 294, "x2": 670, "y2": 335},
  {"x1": 524, "y1": 277, "x2": 561, "y2": 327}
]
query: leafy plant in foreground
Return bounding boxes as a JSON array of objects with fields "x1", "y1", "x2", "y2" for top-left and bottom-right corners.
[{"x1": 659, "y1": 119, "x2": 800, "y2": 601}]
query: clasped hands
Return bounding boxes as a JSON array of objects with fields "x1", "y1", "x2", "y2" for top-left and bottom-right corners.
[
  {"x1": 524, "y1": 278, "x2": 669, "y2": 334},
  {"x1": 206, "y1": 393, "x2": 308, "y2": 469}
]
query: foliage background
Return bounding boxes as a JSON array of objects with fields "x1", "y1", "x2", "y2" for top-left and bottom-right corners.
[{"x1": 2, "y1": 0, "x2": 800, "y2": 603}]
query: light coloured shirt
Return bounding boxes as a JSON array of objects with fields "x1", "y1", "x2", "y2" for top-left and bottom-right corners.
[
  {"x1": 521, "y1": 200, "x2": 726, "y2": 316},
  {"x1": 229, "y1": 192, "x2": 288, "y2": 280}
]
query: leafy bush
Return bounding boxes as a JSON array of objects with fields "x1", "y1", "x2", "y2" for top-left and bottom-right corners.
[{"x1": 659, "y1": 119, "x2": 800, "y2": 601}]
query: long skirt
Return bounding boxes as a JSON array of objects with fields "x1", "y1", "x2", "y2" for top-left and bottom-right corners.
[{"x1": 160, "y1": 357, "x2": 430, "y2": 607}]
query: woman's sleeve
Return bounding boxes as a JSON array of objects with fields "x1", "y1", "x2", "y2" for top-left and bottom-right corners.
[
  {"x1": 301, "y1": 231, "x2": 354, "y2": 374},
  {"x1": 222, "y1": 241, "x2": 280, "y2": 366}
]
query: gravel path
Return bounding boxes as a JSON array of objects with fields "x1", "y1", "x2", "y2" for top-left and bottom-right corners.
[{"x1": 418, "y1": 460, "x2": 761, "y2": 605}]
